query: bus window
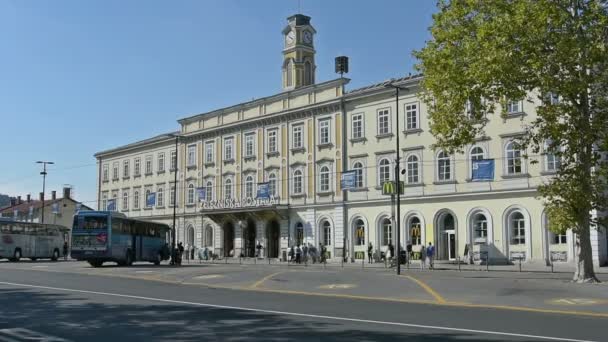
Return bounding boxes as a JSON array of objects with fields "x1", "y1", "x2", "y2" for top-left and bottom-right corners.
[{"x1": 83, "y1": 216, "x2": 107, "y2": 229}]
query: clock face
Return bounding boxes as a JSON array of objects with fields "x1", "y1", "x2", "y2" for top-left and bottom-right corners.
[
  {"x1": 303, "y1": 30, "x2": 312, "y2": 44},
  {"x1": 286, "y1": 31, "x2": 295, "y2": 45}
]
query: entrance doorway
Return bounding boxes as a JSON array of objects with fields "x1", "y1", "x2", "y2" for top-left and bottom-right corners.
[
  {"x1": 266, "y1": 220, "x2": 280, "y2": 258},
  {"x1": 223, "y1": 222, "x2": 235, "y2": 257},
  {"x1": 243, "y1": 220, "x2": 256, "y2": 258},
  {"x1": 436, "y1": 211, "x2": 457, "y2": 261},
  {"x1": 447, "y1": 231, "x2": 456, "y2": 260}
]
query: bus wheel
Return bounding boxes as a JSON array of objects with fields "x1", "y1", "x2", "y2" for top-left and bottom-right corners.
[
  {"x1": 154, "y1": 253, "x2": 162, "y2": 266},
  {"x1": 51, "y1": 249, "x2": 60, "y2": 261},
  {"x1": 88, "y1": 260, "x2": 102, "y2": 267},
  {"x1": 30, "y1": 258, "x2": 37, "y2": 261},
  {"x1": 13, "y1": 249, "x2": 21, "y2": 262}
]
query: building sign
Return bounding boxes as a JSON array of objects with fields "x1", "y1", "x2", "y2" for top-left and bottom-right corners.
[
  {"x1": 256, "y1": 183, "x2": 270, "y2": 199},
  {"x1": 472, "y1": 159, "x2": 495, "y2": 181},
  {"x1": 146, "y1": 192, "x2": 156, "y2": 207},
  {"x1": 382, "y1": 181, "x2": 404, "y2": 196},
  {"x1": 196, "y1": 188, "x2": 206, "y2": 202},
  {"x1": 106, "y1": 199, "x2": 116, "y2": 211},
  {"x1": 201, "y1": 196, "x2": 278, "y2": 210},
  {"x1": 340, "y1": 170, "x2": 357, "y2": 190}
]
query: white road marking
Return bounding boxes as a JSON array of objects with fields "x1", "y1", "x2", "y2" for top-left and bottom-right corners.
[
  {"x1": 134, "y1": 271, "x2": 155, "y2": 274},
  {"x1": 31, "y1": 266, "x2": 48, "y2": 268},
  {"x1": 0, "y1": 281, "x2": 596, "y2": 342}
]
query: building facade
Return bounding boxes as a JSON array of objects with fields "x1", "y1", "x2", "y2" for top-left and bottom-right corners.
[{"x1": 95, "y1": 14, "x2": 607, "y2": 266}]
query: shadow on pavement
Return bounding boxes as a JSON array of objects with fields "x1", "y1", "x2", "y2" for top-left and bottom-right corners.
[{"x1": 0, "y1": 288, "x2": 531, "y2": 341}]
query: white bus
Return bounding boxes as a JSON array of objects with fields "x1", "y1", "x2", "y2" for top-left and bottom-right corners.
[{"x1": 0, "y1": 219, "x2": 69, "y2": 261}]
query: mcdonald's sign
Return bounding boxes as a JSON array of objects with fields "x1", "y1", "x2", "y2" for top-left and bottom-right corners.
[
  {"x1": 382, "y1": 181, "x2": 404, "y2": 196},
  {"x1": 411, "y1": 226, "x2": 421, "y2": 237}
]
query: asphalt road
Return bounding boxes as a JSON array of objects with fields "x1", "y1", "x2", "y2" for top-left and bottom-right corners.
[{"x1": 0, "y1": 265, "x2": 606, "y2": 341}]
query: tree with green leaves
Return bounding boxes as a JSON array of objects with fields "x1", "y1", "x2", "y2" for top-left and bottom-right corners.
[{"x1": 414, "y1": 0, "x2": 608, "y2": 282}]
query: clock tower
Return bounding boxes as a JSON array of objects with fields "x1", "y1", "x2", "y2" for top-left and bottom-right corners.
[{"x1": 282, "y1": 14, "x2": 316, "y2": 91}]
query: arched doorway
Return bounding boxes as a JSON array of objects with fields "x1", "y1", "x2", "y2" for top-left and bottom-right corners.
[
  {"x1": 435, "y1": 211, "x2": 457, "y2": 260},
  {"x1": 266, "y1": 220, "x2": 280, "y2": 258},
  {"x1": 187, "y1": 226, "x2": 195, "y2": 248},
  {"x1": 223, "y1": 222, "x2": 235, "y2": 257},
  {"x1": 243, "y1": 219, "x2": 256, "y2": 257}
]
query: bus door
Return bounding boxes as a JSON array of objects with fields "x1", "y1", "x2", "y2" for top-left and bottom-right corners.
[{"x1": 131, "y1": 235, "x2": 137, "y2": 260}]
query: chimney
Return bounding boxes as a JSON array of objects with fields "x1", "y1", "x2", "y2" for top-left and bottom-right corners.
[
  {"x1": 52, "y1": 191, "x2": 57, "y2": 200},
  {"x1": 10, "y1": 198, "x2": 16, "y2": 206},
  {"x1": 27, "y1": 194, "x2": 31, "y2": 203},
  {"x1": 17, "y1": 196, "x2": 22, "y2": 204},
  {"x1": 63, "y1": 187, "x2": 71, "y2": 199},
  {"x1": 39, "y1": 192, "x2": 44, "y2": 201}
]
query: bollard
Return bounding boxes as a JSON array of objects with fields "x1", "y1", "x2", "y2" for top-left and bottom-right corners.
[
  {"x1": 551, "y1": 259, "x2": 554, "y2": 273},
  {"x1": 239, "y1": 256, "x2": 242, "y2": 265},
  {"x1": 268, "y1": 258, "x2": 271, "y2": 265},
  {"x1": 519, "y1": 258, "x2": 522, "y2": 272},
  {"x1": 486, "y1": 258, "x2": 489, "y2": 272},
  {"x1": 458, "y1": 257, "x2": 461, "y2": 272},
  {"x1": 362, "y1": 257, "x2": 364, "y2": 269}
]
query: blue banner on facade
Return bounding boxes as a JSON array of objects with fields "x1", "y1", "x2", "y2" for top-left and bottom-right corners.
[
  {"x1": 197, "y1": 187, "x2": 206, "y2": 202},
  {"x1": 52, "y1": 202, "x2": 60, "y2": 214},
  {"x1": 341, "y1": 170, "x2": 357, "y2": 190},
  {"x1": 256, "y1": 183, "x2": 270, "y2": 199},
  {"x1": 106, "y1": 199, "x2": 116, "y2": 211},
  {"x1": 472, "y1": 159, "x2": 495, "y2": 181},
  {"x1": 146, "y1": 192, "x2": 156, "y2": 207}
]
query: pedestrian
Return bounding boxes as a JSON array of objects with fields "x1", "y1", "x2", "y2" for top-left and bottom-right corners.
[
  {"x1": 295, "y1": 245, "x2": 302, "y2": 264},
  {"x1": 177, "y1": 242, "x2": 184, "y2": 266},
  {"x1": 427, "y1": 242, "x2": 435, "y2": 269},
  {"x1": 302, "y1": 244, "x2": 308, "y2": 263},
  {"x1": 63, "y1": 241, "x2": 69, "y2": 261},
  {"x1": 406, "y1": 243, "x2": 412, "y2": 265},
  {"x1": 190, "y1": 246, "x2": 195, "y2": 261},
  {"x1": 367, "y1": 242, "x2": 373, "y2": 263},
  {"x1": 288, "y1": 246, "x2": 294, "y2": 262},
  {"x1": 420, "y1": 245, "x2": 426, "y2": 270}
]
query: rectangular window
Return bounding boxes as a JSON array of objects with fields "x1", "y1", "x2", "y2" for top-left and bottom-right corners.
[
  {"x1": 224, "y1": 137, "x2": 234, "y2": 160},
  {"x1": 405, "y1": 103, "x2": 418, "y2": 130},
  {"x1": 102, "y1": 164, "x2": 109, "y2": 181},
  {"x1": 268, "y1": 129, "x2": 278, "y2": 153},
  {"x1": 377, "y1": 109, "x2": 390, "y2": 135},
  {"x1": 506, "y1": 100, "x2": 521, "y2": 114},
  {"x1": 205, "y1": 142, "x2": 214, "y2": 164},
  {"x1": 158, "y1": 152, "x2": 165, "y2": 172},
  {"x1": 112, "y1": 162, "x2": 119, "y2": 180},
  {"x1": 553, "y1": 233, "x2": 567, "y2": 244},
  {"x1": 187, "y1": 144, "x2": 197, "y2": 167},
  {"x1": 319, "y1": 119, "x2": 330, "y2": 145},
  {"x1": 352, "y1": 114, "x2": 363, "y2": 139},
  {"x1": 157, "y1": 186, "x2": 164, "y2": 207},
  {"x1": 123, "y1": 160, "x2": 130, "y2": 178},
  {"x1": 292, "y1": 125, "x2": 303, "y2": 149},
  {"x1": 101, "y1": 193, "x2": 108, "y2": 211},
  {"x1": 170, "y1": 151, "x2": 177, "y2": 171},
  {"x1": 134, "y1": 158, "x2": 141, "y2": 176},
  {"x1": 170, "y1": 185, "x2": 176, "y2": 207},
  {"x1": 245, "y1": 133, "x2": 255, "y2": 157},
  {"x1": 145, "y1": 156, "x2": 152, "y2": 175}
]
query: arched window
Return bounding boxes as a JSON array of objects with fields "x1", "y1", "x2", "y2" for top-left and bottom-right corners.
[
  {"x1": 473, "y1": 213, "x2": 488, "y2": 240},
  {"x1": 122, "y1": 191, "x2": 129, "y2": 210},
  {"x1": 245, "y1": 175, "x2": 254, "y2": 199},
  {"x1": 224, "y1": 178, "x2": 232, "y2": 200},
  {"x1": 322, "y1": 221, "x2": 331, "y2": 246},
  {"x1": 187, "y1": 184, "x2": 195, "y2": 204},
  {"x1": 506, "y1": 141, "x2": 522, "y2": 175},
  {"x1": 286, "y1": 60, "x2": 293, "y2": 87},
  {"x1": 304, "y1": 61, "x2": 312, "y2": 85},
  {"x1": 381, "y1": 218, "x2": 392, "y2": 246},
  {"x1": 545, "y1": 140, "x2": 560, "y2": 172},
  {"x1": 510, "y1": 212, "x2": 526, "y2": 245},
  {"x1": 471, "y1": 146, "x2": 484, "y2": 163},
  {"x1": 187, "y1": 226, "x2": 195, "y2": 247},
  {"x1": 406, "y1": 155, "x2": 419, "y2": 184},
  {"x1": 293, "y1": 170, "x2": 303, "y2": 194},
  {"x1": 378, "y1": 158, "x2": 391, "y2": 185},
  {"x1": 354, "y1": 219, "x2": 365, "y2": 246},
  {"x1": 205, "y1": 180, "x2": 213, "y2": 202},
  {"x1": 353, "y1": 162, "x2": 364, "y2": 188},
  {"x1": 268, "y1": 172, "x2": 277, "y2": 197},
  {"x1": 157, "y1": 187, "x2": 164, "y2": 207},
  {"x1": 205, "y1": 226, "x2": 213, "y2": 247},
  {"x1": 410, "y1": 217, "x2": 422, "y2": 245},
  {"x1": 320, "y1": 166, "x2": 330, "y2": 192},
  {"x1": 437, "y1": 151, "x2": 452, "y2": 181},
  {"x1": 133, "y1": 190, "x2": 139, "y2": 210},
  {"x1": 295, "y1": 222, "x2": 304, "y2": 246}
]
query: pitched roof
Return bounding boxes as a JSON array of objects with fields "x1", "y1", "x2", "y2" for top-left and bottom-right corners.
[
  {"x1": 346, "y1": 73, "x2": 423, "y2": 96},
  {"x1": 0, "y1": 197, "x2": 92, "y2": 214},
  {"x1": 94, "y1": 131, "x2": 180, "y2": 158}
]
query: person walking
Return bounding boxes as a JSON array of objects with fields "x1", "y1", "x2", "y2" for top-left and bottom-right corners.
[
  {"x1": 295, "y1": 245, "x2": 302, "y2": 264},
  {"x1": 420, "y1": 245, "x2": 426, "y2": 270},
  {"x1": 302, "y1": 244, "x2": 308, "y2": 264},
  {"x1": 427, "y1": 242, "x2": 435, "y2": 269},
  {"x1": 177, "y1": 242, "x2": 184, "y2": 266},
  {"x1": 288, "y1": 246, "x2": 295, "y2": 263},
  {"x1": 63, "y1": 241, "x2": 69, "y2": 261},
  {"x1": 367, "y1": 243, "x2": 373, "y2": 264}
]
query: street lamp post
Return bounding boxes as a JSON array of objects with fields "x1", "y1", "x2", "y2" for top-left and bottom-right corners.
[
  {"x1": 36, "y1": 161, "x2": 54, "y2": 224},
  {"x1": 169, "y1": 134, "x2": 180, "y2": 265},
  {"x1": 385, "y1": 83, "x2": 407, "y2": 276}
]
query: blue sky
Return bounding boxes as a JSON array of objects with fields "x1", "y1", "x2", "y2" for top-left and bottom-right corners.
[{"x1": 0, "y1": 0, "x2": 436, "y2": 207}]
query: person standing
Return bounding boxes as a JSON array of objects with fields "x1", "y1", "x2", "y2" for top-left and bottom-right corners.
[
  {"x1": 63, "y1": 241, "x2": 69, "y2": 261},
  {"x1": 367, "y1": 243, "x2": 373, "y2": 264},
  {"x1": 302, "y1": 244, "x2": 308, "y2": 264},
  {"x1": 420, "y1": 245, "x2": 426, "y2": 270},
  {"x1": 295, "y1": 245, "x2": 302, "y2": 264},
  {"x1": 427, "y1": 242, "x2": 435, "y2": 269}
]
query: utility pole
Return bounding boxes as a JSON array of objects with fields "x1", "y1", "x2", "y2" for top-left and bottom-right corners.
[
  {"x1": 36, "y1": 161, "x2": 54, "y2": 224},
  {"x1": 169, "y1": 134, "x2": 180, "y2": 265}
]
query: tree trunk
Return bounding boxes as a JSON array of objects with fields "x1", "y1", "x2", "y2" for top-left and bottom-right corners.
[{"x1": 573, "y1": 219, "x2": 600, "y2": 283}]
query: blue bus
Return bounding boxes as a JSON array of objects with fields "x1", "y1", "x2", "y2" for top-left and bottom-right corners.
[{"x1": 71, "y1": 211, "x2": 171, "y2": 267}]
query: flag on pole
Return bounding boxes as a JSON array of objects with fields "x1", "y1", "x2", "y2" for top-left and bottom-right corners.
[{"x1": 107, "y1": 199, "x2": 116, "y2": 211}]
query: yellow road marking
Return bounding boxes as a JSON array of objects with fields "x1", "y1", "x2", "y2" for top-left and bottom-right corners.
[
  {"x1": 250, "y1": 271, "x2": 284, "y2": 289},
  {"x1": 403, "y1": 275, "x2": 447, "y2": 304}
]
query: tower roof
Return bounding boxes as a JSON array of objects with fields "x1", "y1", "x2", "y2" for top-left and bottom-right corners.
[{"x1": 287, "y1": 14, "x2": 311, "y2": 26}]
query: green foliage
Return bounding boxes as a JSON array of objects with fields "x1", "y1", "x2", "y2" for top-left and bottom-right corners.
[{"x1": 414, "y1": 0, "x2": 608, "y2": 236}]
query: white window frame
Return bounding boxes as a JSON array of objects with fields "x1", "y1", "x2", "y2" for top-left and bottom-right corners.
[
  {"x1": 405, "y1": 102, "x2": 419, "y2": 130},
  {"x1": 378, "y1": 158, "x2": 392, "y2": 186},
  {"x1": 505, "y1": 141, "x2": 523, "y2": 175},
  {"x1": 506, "y1": 99, "x2": 522, "y2": 114},
  {"x1": 405, "y1": 154, "x2": 420, "y2": 184},
  {"x1": 123, "y1": 160, "x2": 129, "y2": 178},
  {"x1": 437, "y1": 150, "x2": 453, "y2": 181},
  {"x1": 469, "y1": 145, "x2": 485, "y2": 179},
  {"x1": 205, "y1": 141, "x2": 215, "y2": 164},
  {"x1": 145, "y1": 189, "x2": 152, "y2": 208},
  {"x1": 134, "y1": 158, "x2": 141, "y2": 176},
  {"x1": 322, "y1": 220, "x2": 332, "y2": 246},
  {"x1": 267, "y1": 129, "x2": 278, "y2": 154},
  {"x1": 224, "y1": 137, "x2": 234, "y2": 161},
  {"x1": 112, "y1": 162, "x2": 119, "y2": 180},
  {"x1": 102, "y1": 164, "x2": 109, "y2": 181},
  {"x1": 544, "y1": 140, "x2": 561, "y2": 172},
  {"x1": 170, "y1": 151, "x2": 177, "y2": 171},
  {"x1": 158, "y1": 152, "x2": 165, "y2": 172},
  {"x1": 133, "y1": 190, "x2": 140, "y2": 210},
  {"x1": 224, "y1": 177, "x2": 233, "y2": 200},
  {"x1": 352, "y1": 161, "x2": 365, "y2": 188},
  {"x1": 244, "y1": 132, "x2": 256, "y2": 157},
  {"x1": 169, "y1": 184, "x2": 176, "y2": 207},
  {"x1": 292, "y1": 169, "x2": 304, "y2": 194},
  {"x1": 377, "y1": 108, "x2": 391, "y2": 135},
  {"x1": 318, "y1": 119, "x2": 331, "y2": 145},
  {"x1": 473, "y1": 213, "x2": 488, "y2": 241},
  {"x1": 101, "y1": 192, "x2": 108, "y2": 211},
  {"x1": 409, "y1": 216, "x2": 422, "y2": 245},
  {"x1": 145, "y1": 156, "x2": 152, "y2": 175},
  {"x1": 354, "y1": 219, "x2": 365, "y2": 246},
  {"x1": 187, "y1": 144, "x2": 197, "y2": 167},
  {"x1": 157, "y1": 186, "x2": 164, "y2": 207},
  {"x1": 292, "y1": 124, "x2": 304, "y2": 149},
  {"x1": 245, "y1": 175, "x2": 255, "y2": 199},
  {"x1": 351, "y1": 113, "x2": 364, "y2": 139},
  {"x1": 319, "y1": 165, "x2": 332, "y2": 192},
  {"x1": 205, "y1": 179, "x2": 214, "y2": 202},
  {"x1": 268, "y1": 172, "x2": 278, "y2": 197},
  {"x1": 381, "y1": 218, "x2": 393, "y2": 246},
  {"x1": 510, "y1": 211, "x2": 526, "y2": 245},
  {"x1": 187, "y1": 183, "x2": 195, "y2": 205},
  {"x1": 122, "y1": 191, "x2": 129, "y2": 211}
]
